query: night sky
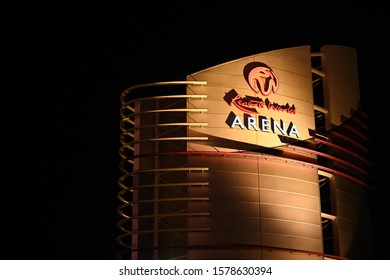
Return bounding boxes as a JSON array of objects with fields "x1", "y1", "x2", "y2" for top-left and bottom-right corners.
[{"x1": 5, "y1": 2, "x2": 388, "y2": 260}]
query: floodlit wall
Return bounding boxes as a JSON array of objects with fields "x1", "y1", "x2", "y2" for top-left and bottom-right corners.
[
  {"x1": 321, "y1": 45, "x2": 360, "y2": 127},
  {"x1": 118, "y1": 45, "x2": 372, "y2": 260},
  {"x1": 187, "y1": 155, "x2": 323, "y2": 260}
]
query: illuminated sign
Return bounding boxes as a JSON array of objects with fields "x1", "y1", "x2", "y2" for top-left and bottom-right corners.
[
  {"x1": 224, "y1": 62, "x2": 300, "y2": 138},
  {"x1": 224, "y1": 89, "x2": 296, "y2": 114},
  {"x1": 225, "y1": 112, "x2": 300, "y2": 138},
  {"x1": 187, "y1": 45, "x2": 315, "y2": 150}
]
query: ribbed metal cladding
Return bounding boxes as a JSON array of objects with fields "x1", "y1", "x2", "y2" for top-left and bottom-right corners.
[
  {"x1": 117, "y1": 46, "x2": 373, "y2": 260},
  {"x1": 117, "y1": 82, "x2": 210, "y2": 260},
  {"x1": 186, "y1": 153, "x2": 323, "y2": 260}
]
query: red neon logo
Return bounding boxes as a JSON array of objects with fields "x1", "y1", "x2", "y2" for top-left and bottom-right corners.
[
  {"x1": 244, "y1": 62, "x2": 279, "y2": 96},
  {"x1": 224, "y1": 62, "x2": 295, "y2": 115}
]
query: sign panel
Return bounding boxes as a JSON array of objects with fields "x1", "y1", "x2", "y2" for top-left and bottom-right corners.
[{"x1": 187, "y1": 46, "x2": 315, "y2": 150}]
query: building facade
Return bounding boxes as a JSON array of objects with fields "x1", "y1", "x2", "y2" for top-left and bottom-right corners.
[{"x1": 117, "y1": 45, "x2": 373, "y2": 260}]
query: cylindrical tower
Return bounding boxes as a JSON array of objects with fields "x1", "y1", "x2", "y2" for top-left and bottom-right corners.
[{"x1": 117, "y1": 45, "x2": 372, "y2": 260}]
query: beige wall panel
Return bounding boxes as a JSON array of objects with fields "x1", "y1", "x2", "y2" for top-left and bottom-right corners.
[
  {"x1": 259, "y1": 176, "x2": 319, "y2": 197},
  {"x1": 188, "y1": 126, "x2": 296, "y2": 148},
  {"x1": 257, "y1": 160, "x2": 318, "y2": 182},
  {"x1": 187, "y1": 143, "x2": 239, "y2": 153},
  {"x1": 261, "y1": 204, "x2": 320, "y2": 225},
  {"x1": 336, "y1": 204, "x2": 358, "y2": 219},
  {"x1": 271, "y1": 81, "x2": 313, "y2": 101},
  {"x1": 260, "y1": 189, "x2": 320, "y2": 211},
  {"x1": 332, "y1": 176, "x2": 372, "y2": 259},
  {"x1": 259, "y1": 54, "x2": 311, "y2": 73},
  {"x1": 335, "y1": 189, "x2": 362, "y2": 206},
  {"x1": 339, "y1": 245, "x2": 350, "y2": 257},
  {"x1": 337, "y1": 217, "x2": 358, "y2": 233},
  {"x1": 336, "y1": 193, "x2": 361, "y2": 207},
  {"x1": 188, "y1": 232, "x2": 262, "y2": 246},
  {"x1": 338, "y1": 231, "x2": 354, "y2": 254},
  {"x1": 210, "y1": 201, "x2": 260, "y2": 217},
  {"x1": 209, "y1": 172, "x2": 259, "y2": 187},
  {"x1": 272, "y1": 65, "x2": 312, "y2": 88},
  {"x1": 321, "y1": 45, "x2": 360, "y2": 126},
  {"x1": 209, "y1": 186, "x2": 259, "y2": 202},
  {"x1": 261, "y1": 233, "x2": 322, "y2": 253},
  {"x1": 335, "y1": 180, "x2": 367, "y2": 211},
  {"x1": 188, "y1": 72, "x2": 245, "y2": 88},
  {"x1": 261, "y1": 218, "x2": 321, "y2": 239},
  {"x1": 186, "y1": 155, "x2": 322, "y2": 258},
  {"x1": 251, "y1": 56, "x2": 312, "y2": 81},
  {"x1": 192, "y1": 156, "x2": 259, "y2": 173},
  {"x1": 211, "y1": 216, "x2": 261, "y2": 232},
  {"x1": 252, "y1": 46, "x2": 311, "y2": 63},
  {"x1": 186, "y1": 113, "x2": 224, "y2": 125},
  {"x1": 208, "y1": 232, "x2": 261, "y2": 245}
]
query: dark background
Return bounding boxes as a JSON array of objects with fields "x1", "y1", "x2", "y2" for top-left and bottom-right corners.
[{"x1": 4, "y1": 2, "x2": 388, "y2": 260}]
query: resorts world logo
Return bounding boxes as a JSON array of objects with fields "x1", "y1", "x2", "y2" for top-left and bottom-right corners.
[{"x1": 224, "y1": 62, "x2": 300, "y2": 138}]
